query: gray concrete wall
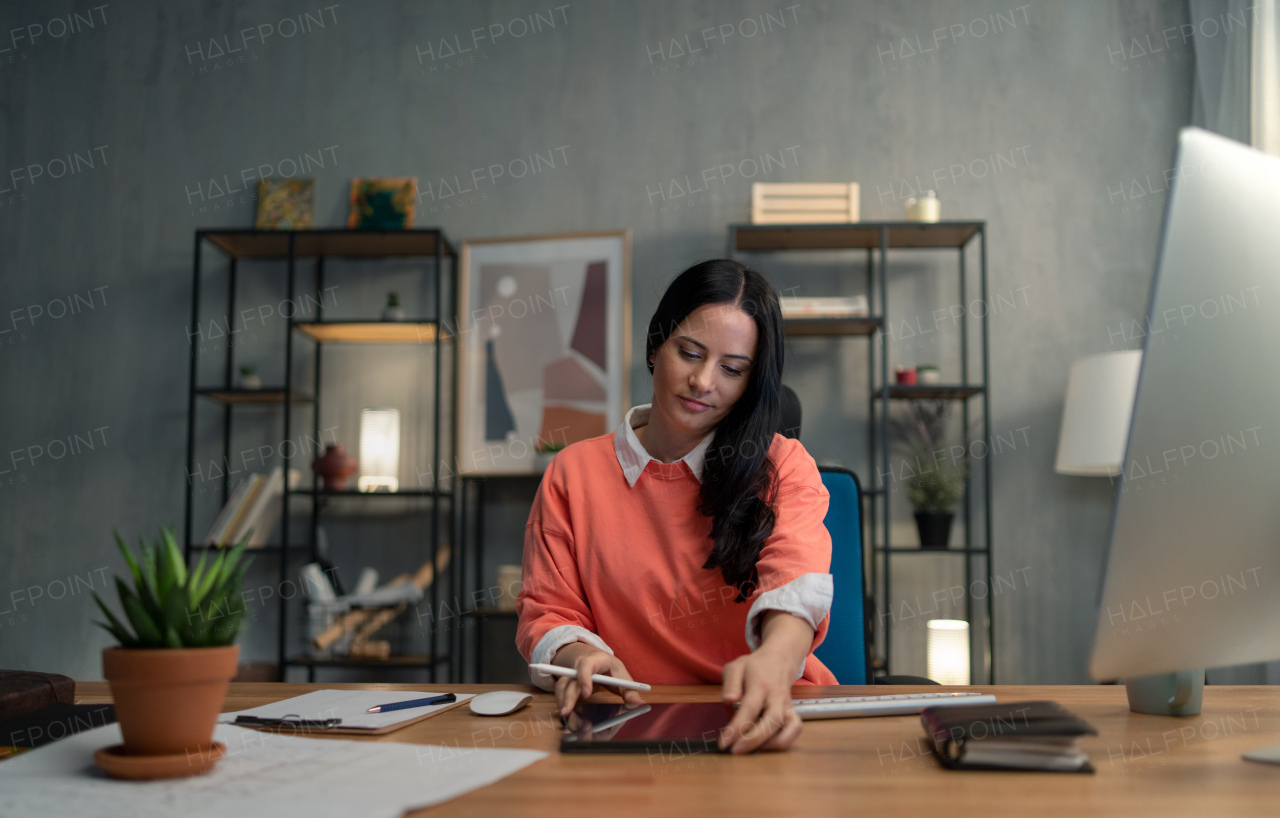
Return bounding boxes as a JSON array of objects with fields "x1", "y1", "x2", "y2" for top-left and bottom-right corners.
[{"x1": 0, "y1": 1, "x2": 1192, "y2": 683}]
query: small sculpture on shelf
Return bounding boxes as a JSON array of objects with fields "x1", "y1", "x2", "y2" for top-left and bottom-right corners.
[
  {"x1": 890, "y1": 401, "x2": 966, "y2": 549},
  {"x1": 238, "y1": 365, "x2": 261, "y2": 390},
  {"x1": 312, "y1": 444, "x2": 357, "y2": 491}
]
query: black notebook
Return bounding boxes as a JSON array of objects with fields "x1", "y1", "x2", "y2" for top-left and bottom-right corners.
[{"x1": 920, "y1": 700, "x2": 1097, "y2": 772}]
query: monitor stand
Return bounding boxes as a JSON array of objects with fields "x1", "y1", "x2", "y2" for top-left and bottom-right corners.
[{"x1": 1124, "y1": 670, "x2": 1203, "y2": 716}]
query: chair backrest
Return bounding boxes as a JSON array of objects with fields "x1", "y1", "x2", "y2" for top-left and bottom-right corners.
[{"x1": 813, "y1": 466, "x2": 869, "y2": 684}]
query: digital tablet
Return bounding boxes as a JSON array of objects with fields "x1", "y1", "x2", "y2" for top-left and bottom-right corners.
[{"x1": 559, "y1": 702, "x2": 736, "y2": 754}]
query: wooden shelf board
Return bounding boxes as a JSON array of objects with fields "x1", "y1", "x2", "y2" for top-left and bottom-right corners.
[
  {"x1": 197, "y1": 388, "x2": 313, "y2": 404},
  {"x1": 880, "y1": 546, "x2": 990, "y2": 555},
  {"x1": 285, "y1": 654, "x2": 442, "y2": 668},
  {"x1": 783, "y1": 316, "x2": 880, "y2": 336},
  {"x1": 462, "y1": 608, "x2": 519, "y2": 617},
  {"x1": 731, "y1": 221, "x2": 982, "y2": 251},
  {"x1": 887, "y1": 384, "x2": 984, "y2": 400},
  {"x1": 201, "y1": 229, "x2": 454, "y2": 259},
  {"x1": 295, "y1": 321, "x2": 439, "y2": 343},
  {"x1": 291, "y1": 489, "x2": 453, "y2": 498}
]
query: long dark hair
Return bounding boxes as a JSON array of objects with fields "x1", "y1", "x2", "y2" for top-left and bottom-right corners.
[{"x1": 645, "y1": 259, "x2": 785, "y2": 602}]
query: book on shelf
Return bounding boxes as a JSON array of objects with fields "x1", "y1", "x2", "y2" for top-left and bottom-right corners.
[
  {"x1": 202, "y1": 477, "x2": 258, "y2": 546},
  {"x1": 779, "y1": 295, "x2": 869, "y2": 318},
  {"x1": 202, "y1": 468, "x2": 299, "y2": 548},
  {"x1": 920, "y1": 700, "x2": 1097, "y2": 773}
]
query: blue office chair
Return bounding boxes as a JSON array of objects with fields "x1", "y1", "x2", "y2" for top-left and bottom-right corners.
[
  {"x1": 814, "y1": 466, "x2": 871, "y2": 683},
  {"x1": 813, "y1": 465, "x2": 938, "y2": 685}
]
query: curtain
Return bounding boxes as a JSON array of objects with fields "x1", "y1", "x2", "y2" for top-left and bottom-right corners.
[
  {"x1": 1252, "y1": 0, "x2": 1280, "y2": 154},
  {"x1": 1189, "y1": 0, "x2": 1254, "y2": 142}
]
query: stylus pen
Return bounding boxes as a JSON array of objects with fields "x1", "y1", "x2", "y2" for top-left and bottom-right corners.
[
  {"x1": 529, "y1": 663, "x2": 652, "y2": 692},
  {"x1": 366, "y1": 693, "x2": 457, "y2": 713}
]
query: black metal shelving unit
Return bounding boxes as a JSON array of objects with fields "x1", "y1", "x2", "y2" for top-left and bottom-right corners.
[
  {"x1": 183, "y1": 228, "x2": 458, "y2": 682},
  {"x1": 728, "y1": 221, "x2": 994, "y2": 683}
]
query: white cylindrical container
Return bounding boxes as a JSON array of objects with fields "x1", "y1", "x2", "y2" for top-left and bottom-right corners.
[{"x1": 926, "y1": 619, "x2": 971, "y2": 685}]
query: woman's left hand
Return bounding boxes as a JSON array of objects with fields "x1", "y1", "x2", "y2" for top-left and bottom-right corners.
[{"x1": 718, "y1": 644, "x2": 805, "y2": 754}]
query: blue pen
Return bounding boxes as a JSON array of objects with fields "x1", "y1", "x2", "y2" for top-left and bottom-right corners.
[{"x1": 366, "y1": 693, "x2": 457, "y2": 713}]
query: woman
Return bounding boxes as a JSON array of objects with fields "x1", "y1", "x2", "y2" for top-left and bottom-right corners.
[{"x1": 516, "y1": 259, "x2": 836, "y2": 754}]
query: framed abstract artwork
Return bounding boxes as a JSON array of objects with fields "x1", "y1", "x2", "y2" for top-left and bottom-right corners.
[
  {"x1": 457, "y1": 230, "x2": 631, "y2": 474},
  {"x1": 255, "y1": 178, "x2": 315, "y2": 229},
  {"x1": 347, "y1": 178, "x2": 417, "y2": 229}
]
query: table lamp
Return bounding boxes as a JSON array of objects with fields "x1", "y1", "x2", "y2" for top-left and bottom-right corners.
[
  {"x1": 1054, "y1": 350, "x2": 1143, "y2": 475},
  {"x1": 358, "y1": 408, "x2": 400, "y2": 492},
  {"x1": 926, "y1": 619, "x2": 971, "y2": 685}
]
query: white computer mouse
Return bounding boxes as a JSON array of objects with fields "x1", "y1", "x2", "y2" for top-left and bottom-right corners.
[{"x1": 469, "y1": 690, "x2": 533, "y2": 716}]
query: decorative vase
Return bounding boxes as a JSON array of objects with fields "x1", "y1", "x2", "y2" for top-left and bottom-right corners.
[
  {"x1": 915, "y1": 511, "x2": 954, "y2": 549},
  {"x1": 97, "y1": 644, "x2": 238, "y2": 779},
  {"x1": 313, "y1": 444, "x2": 357, "y2": 490},
  {"x1": 240, "y1": 373, "x2": 262, "y2": 390}
]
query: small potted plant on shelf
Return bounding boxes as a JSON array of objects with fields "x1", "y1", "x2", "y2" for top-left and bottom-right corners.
[
  {"x1": 890, "y1": 401, "x2": 967, "y2": 549},
  {"x1": 238, "y1": 364, "x2": 261, "y2": 390},
  {"x1": 382, "y1": 291, "x2": 406, "y2": 321},
  {"x1": 92, "y1": 527, "x2": 251, "y2": 780},
  {"x1": 533, "y1": 440, "x2": 566, "y2": 473}
]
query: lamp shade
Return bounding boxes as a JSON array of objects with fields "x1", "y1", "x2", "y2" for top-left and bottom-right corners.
[
  {"x1": 1055, "y1": 350, "x2": 1142, "y2": 476},
  {"x1": 926, "y1": 620, "x2": 970, "y2": 685},
  {"x1": 358, "y1": 408, "x2": 400, "y2": 492}
]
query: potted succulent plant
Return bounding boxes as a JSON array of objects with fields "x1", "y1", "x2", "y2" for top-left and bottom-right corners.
[
  {"x1": 238, "y1": 364, "x2": 261, "y2": 390},
  {"x1": 533, "y1": 440, "x2": 566, "y2": 474},
  {"x1": 890, "y1": 402, "x2": 967, "y2": 549},
  {"x1": 382, "y1": 291, "x2": 406, "y2": 321},
  {"x1": 92, "y1": 527, "x2": 250, "y2": 779}
]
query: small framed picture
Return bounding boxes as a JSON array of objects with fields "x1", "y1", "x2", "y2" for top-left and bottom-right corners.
[
  {"x1": 347, "y1": 178, "x2": 417, "y2": 229},
  {"x1": 255, "y1": 179, "x2": 315, "y2": 229},
  {"x1": 457, "y1": 230, "x2": 631, "y2": 474}
]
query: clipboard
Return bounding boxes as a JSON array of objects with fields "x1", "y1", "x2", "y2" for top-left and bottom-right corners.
[{"x1": 221, "y1": 689, "x2": 475, "y2": 736}]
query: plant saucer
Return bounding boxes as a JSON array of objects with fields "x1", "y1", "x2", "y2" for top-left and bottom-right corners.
[{"x1": 94, "y1": 741, "x2": 226, "y2": 780}]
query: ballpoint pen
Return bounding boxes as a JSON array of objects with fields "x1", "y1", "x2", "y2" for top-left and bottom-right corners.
[
  {"x1": 528, "y1": 663, "x2": 652, "y2": 692},
  {"x1": 366, "y1": 693, "x2": 458, "y2": 713}
]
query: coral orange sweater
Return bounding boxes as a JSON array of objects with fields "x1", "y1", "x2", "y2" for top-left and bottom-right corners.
[{"x1": 516, "y1": 421, "x2": 837, "y2": 686}]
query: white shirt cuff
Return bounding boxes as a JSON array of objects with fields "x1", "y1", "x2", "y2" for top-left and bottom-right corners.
[
  {"x1": 528, "y1": 624, "x2": 615, "y2": 691},
  {"x1": 744, "y1": 573, "x2": 834, "y2": 680}
]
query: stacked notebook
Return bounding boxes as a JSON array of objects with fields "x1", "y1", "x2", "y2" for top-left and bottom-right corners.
[
  {"x1": 202, "y1": 467, "x2": 295, "y2": 548},
  {"x1": 920, "y1": 700, "x2": 1097, "y2": 772}
]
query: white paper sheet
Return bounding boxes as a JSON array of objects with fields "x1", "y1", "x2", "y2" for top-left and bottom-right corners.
[
  {"x1": 0, "y1": 722, "x2": 547, "y2": 818},
  {"x1": 220, "y1": 689, "x2": 476, "y2": 731}
]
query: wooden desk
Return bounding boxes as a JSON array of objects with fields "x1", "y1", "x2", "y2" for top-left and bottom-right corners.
[{"x1": 75, "y1": 683, "x2": 1280, "y2": 816}]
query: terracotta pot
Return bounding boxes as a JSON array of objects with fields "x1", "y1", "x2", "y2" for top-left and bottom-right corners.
[
  {"x1": 312, "y1": 443, "x2": 357, "y2": 491},
  {"x1": 102, "y1": 644, "x2": 239, "y2": 756}
]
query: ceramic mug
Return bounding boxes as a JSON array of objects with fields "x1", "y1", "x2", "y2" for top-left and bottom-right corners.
[{"x1": 1125, "y1": 669, "x2": 1205, "y2": 716}]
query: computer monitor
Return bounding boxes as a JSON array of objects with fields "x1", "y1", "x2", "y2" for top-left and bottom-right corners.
[{"x1": 1090, "y1": 127, "x2": 1280, "y2": 681}]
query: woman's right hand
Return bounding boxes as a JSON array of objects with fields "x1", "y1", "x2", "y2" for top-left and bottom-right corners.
[{"x1": 551, "y1": 642, "x2": 645, "y2": 717}]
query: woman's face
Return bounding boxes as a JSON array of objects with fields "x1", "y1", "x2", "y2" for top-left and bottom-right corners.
[{"x1": 649, "y1": 302, "x2": 758, "y2": 440}]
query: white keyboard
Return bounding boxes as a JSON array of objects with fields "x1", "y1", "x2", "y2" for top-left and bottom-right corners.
[{"x1": 792, "y1": 691, "x2": 996, "y2": 720}]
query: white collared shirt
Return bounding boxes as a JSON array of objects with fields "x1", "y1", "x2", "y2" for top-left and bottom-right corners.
[{"x1": 612, "y1": 404, "x2": 716, "y2": 486}]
